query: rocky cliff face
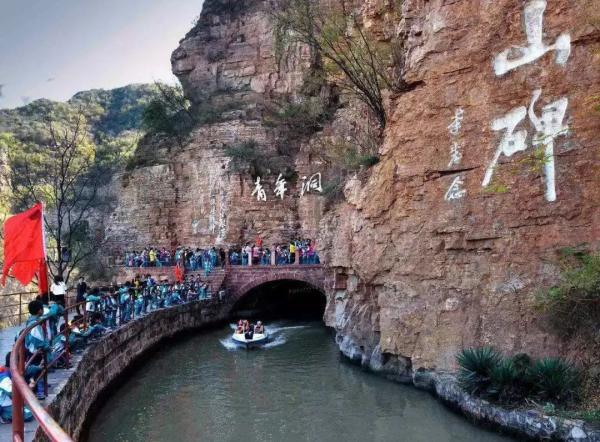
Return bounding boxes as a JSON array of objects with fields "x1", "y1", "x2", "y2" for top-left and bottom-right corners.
[
  {"x1": 105, "y1": 0, "x2": 323, "y2": 253},
  {"x1": 320, "y1": 0, "x2": 600, "y2": 375},
  {"x1": 107, "y1": 0, "x2": 600, "y2": 377}
]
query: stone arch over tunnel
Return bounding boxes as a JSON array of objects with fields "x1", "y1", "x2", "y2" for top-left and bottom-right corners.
[{"x1": 230, "y1": 278, "x2": 327, "y2": 321}]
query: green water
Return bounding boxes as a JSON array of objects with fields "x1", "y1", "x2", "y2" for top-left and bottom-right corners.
[{"x1": 87, "y1": 322, "x2": 513, "y2": 442}]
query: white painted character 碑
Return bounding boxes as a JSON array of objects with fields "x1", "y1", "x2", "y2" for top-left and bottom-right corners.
[
  {"x1": 482, "y1": 106, "x2": 528, "y2": 187},
  {"x1": 494, "y1": 0, "x2": 571, "y2": 76},
  {"x1": 528, "y1": 89, "x2": 569, "y2": 202}
]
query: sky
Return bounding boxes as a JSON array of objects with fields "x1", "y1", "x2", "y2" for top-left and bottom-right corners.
[{"x1": 0, "y1": 0, "x2": 204, "y2": 109}]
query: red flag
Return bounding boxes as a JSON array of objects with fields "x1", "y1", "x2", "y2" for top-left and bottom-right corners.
[
  {"x1": 1, "y1": 203, "x2": 47, "y2": 290},
  {"x1": 38, "y1": 259, "x2": 49, "y2": 294},
  {"x1": 174, "y1": 264, "x2": 184, "y2": 283}
]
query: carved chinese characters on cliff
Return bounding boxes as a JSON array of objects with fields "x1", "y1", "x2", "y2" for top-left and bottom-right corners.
[
  {"x1": 444, "y1": 108, "x2": 467, "y2": 202},
  {"x1": 250, "y1": 173, "x2": 323, "y2": 201},
  {"x1": 493, "y1": 0, "x2": 570, "y2": 76},
  {"x1": 300, "y1": 173, "x2": 323, "y2": 197},
  {"x1": 483, "y1": 0, "x2": 571, "y2": 202}
]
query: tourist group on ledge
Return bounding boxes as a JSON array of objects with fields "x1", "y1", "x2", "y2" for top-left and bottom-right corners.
[
  {"x1": 0, "y1": 273, "x2": 220, "y2": 424},
  {"x1": 122, "y1": 238, "x2": 320, "y2": 270}
]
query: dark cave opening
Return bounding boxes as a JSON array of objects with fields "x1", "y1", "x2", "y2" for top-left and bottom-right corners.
[{"x1": 230, "y1": 280, "x2": 326, "y2": 321}]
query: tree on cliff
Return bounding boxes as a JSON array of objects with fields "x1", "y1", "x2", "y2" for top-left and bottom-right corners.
[
  {"x1": 6, "y1": 109, "x2": 114, "y2": 282},
  {"x1": 272, "y1": 0, "x2": 405, "y2": 128}
]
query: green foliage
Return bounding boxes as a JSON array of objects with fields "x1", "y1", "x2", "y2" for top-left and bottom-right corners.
[
  {"x1": 558, "y1": 409, "x2": 600, "y2": 424},
  {"x1": 264, "y1": 96, "x2": 333, "y2": 140},
  {"x1": 457, "y1": 348, "x2": 580, "y2": 406},
  {"x1": 489, "y1": 359, "x2": 520, "y2": 400},
  {"x1": 528, "y1": 358, "x2": 579, "y2": 403},
  {"x1": 224, "y1": 139, "x2": 292, "y2": 179},
  {"x1": 457, "y1": 347, "x2": 503, "y2": 396},
  {"x1": 343, "y1": 150, "x2": 380, "y2": 170},
  {"x1": 0, "y1": 84, "x2": 156, "y2": 141},
  {"x1": 535, "y1": 251, "x2": 600, "y2": 336},
  {"x1": 484, "y1": 183, "x2": 510, "y2": 194},
  {"x1": 6, "y1": 110, "x2": 114, "y2": 280},
  {"x1": 142, "y1": 83, "x2": 194, "y2": 137},
  {"x1": 273, "y1": 0, "x2": 404, "y2": 128},
  {"x1": 225, "y1": 140, "x2": 262, "y2": 173}
]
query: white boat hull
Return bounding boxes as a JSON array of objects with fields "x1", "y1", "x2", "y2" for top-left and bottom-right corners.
[{"x1": 231, "y1": 332, "x2": 268, "y2": 348}]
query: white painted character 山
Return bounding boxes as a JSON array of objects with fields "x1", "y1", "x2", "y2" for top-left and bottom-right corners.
[
  {"x1": 494, "y1": 0, "x2": 571, "y2": 76},
  {"x1": 444, "y1": 176, "x2": 467, "y2": 201},
  {"x1": 528, "y1": 89, "x2": 569, "y2": 202},
  {"x1": 482, "y1": 106, "x2": 528, "y2": 187}
]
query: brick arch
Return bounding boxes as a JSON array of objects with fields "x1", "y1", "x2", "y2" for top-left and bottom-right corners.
[{"x1": 231, "y1": 270, "x2": 326, "y2": 306}]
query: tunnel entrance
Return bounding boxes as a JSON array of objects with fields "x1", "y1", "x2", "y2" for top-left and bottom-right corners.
[{"x1": 231, "y1": 279, "x2": 326, "y2": 321}]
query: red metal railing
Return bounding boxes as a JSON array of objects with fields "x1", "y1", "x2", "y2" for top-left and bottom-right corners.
[
  {"x1": 8, "y1": 282, "x2": 220, "y2": 441},
  {"x1": 10, "y1": 301, "x2": 79, "y2": 442}
]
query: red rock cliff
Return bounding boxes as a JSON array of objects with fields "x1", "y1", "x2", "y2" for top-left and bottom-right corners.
[
  {"x1": 319, "y1": 0, "x2": 600, "y2": 375},
  {"x1": 106, "y1": 0, "x2": 600, "y2": 377}
]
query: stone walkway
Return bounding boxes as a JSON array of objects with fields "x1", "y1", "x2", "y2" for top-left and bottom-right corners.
[{"x1": 0, "y1": 322, "x2": 82, "y2": 442}]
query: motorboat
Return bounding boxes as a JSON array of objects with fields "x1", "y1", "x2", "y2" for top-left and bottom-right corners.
[{"x1": 231, "y1": 330, "x2": 269, "y2": 348}]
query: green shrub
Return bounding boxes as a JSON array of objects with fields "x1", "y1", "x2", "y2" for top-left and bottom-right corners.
[
  {"x1": 457, "y1": 347, "x2": 502, "y2": 396},
  {"x1": 528, "y1": 358, "x2": 579, "y2": 403},
  {"x1": 535, "y1": 251, "x2": 600, "y2": 337},
  {"x1": 457, "y1": 348, "x2": 579, "y2": 406},
  {"x1": 263, "y1": 97, "x2": 333, "y2": 139},
  {"x1": 224, "y1": 139, "x2": 292, "y2": 179},
  {"x1": 489, "y1": 359, "x2": 519, "y2": 401},
  {"x1": 558, "y1": 409, "x2": 600, "y2": 424},
  {"x1": 341, "y1": 148, "x2": 367, "y2": 170}
]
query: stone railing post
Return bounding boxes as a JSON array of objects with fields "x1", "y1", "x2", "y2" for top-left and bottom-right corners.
[
  {"x1": 248, "y1": 250, "x2": 253, "y2": 267},
  {"x1": 225, "y1": 250, "x2": 230, "y2": 268},
  {"x1": 295, "y1": 250, "x2": 300, "y2": 265},
  {"x1": 271, "y1": 247, "x2": 276, "y2": 266}
]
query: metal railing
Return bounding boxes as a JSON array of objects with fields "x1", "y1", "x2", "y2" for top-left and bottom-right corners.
[
  {"x1": 9, "y1": 281, "x2": 220, "y2": 441},
  {"x1": 119, "y1": 250, "x2": 321, "y2": 270},
  {"x1": 115, "y1": 249, "x2": 321, "y2": 271},
  {"x1": 0, "y1": 291, "x2": 40, "y2": 328}
]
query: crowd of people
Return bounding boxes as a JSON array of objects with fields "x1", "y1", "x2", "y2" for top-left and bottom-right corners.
[
  {"x1": 122, "y1": 239, "x2": 320, "y2": 269},
  {"x1": 0, "y1": 274, "x2": 219, "y2": 424},
  {"x1": 123, "y1": 247, "x2": 226, "y2": 271}
]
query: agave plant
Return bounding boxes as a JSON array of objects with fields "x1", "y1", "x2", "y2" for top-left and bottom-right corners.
[
  {"x1": 457, "y1": 347, "x2": 503, "y2": 396},
  {"x1": 489, "y1": 358, "x2": 529, "y2": 403},
  {"x1": 528, "y1": 357, "x2": 580, "y2": 403}
]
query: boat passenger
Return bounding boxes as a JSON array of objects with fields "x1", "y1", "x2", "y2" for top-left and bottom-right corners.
[
  {"x1": 254, "y1": 321, "x2": 264, "y2": 334},
  {"x1": 244, "y1": 322, "x2": 254, "y2": 340}
]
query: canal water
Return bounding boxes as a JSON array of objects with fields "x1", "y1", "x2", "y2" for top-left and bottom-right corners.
[{"x1": 87, "y1": 322, "x2": 513, "y2": 442}]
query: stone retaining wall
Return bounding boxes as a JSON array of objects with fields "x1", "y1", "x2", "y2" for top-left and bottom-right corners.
[
  {"x1": 36, "y1": 300, "x2": 228, "y2": 441},
  {"x1": 336, "y1": 333, "x2": 600, "y2": 442}
]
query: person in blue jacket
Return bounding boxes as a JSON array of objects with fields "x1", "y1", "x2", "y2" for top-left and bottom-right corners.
[
  {"x1": 0, "y1": 353, "x2": 33, "y2": 424},
  {"x1": 23, "y1": 301, "x2": 49, "y2": 400}
]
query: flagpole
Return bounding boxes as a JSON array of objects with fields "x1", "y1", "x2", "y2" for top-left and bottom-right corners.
[{"x1": 38, "y1": 202, "x2": 49, "y2": 295}]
